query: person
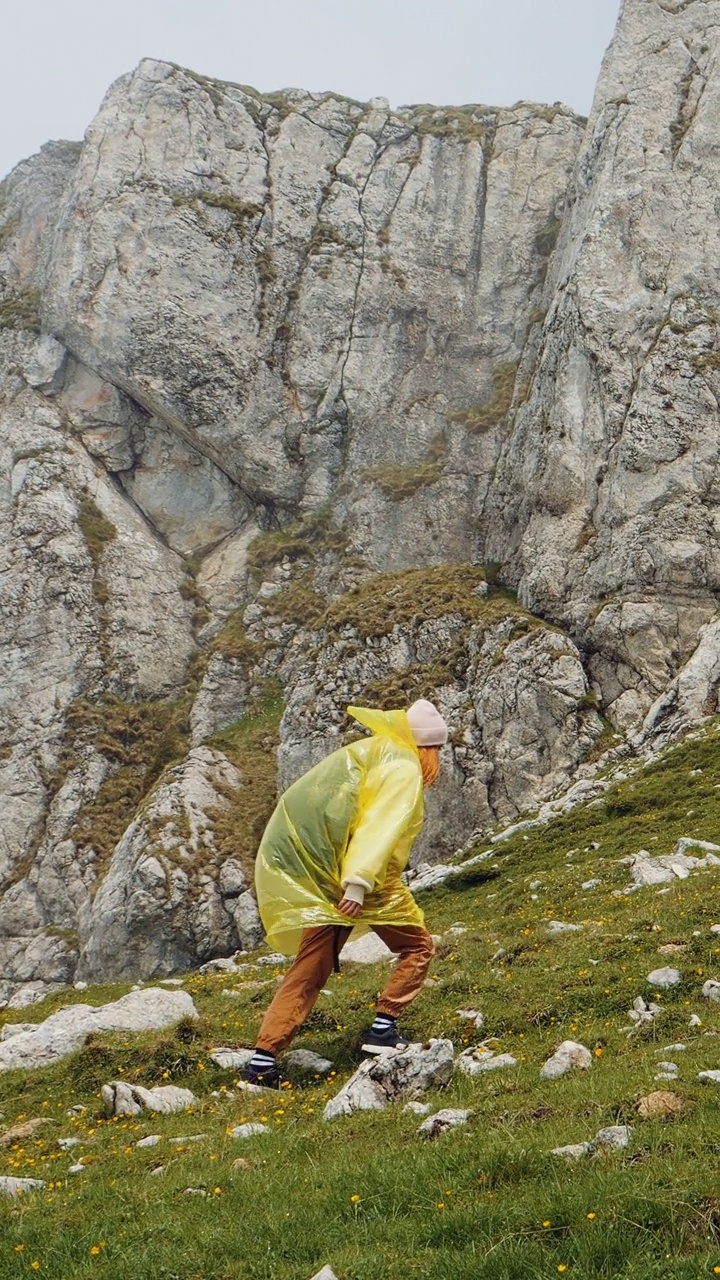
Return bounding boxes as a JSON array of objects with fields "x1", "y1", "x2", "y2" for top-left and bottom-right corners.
[{"x1": 239, "y1": 698, "x2": 448, "y2": 1089}]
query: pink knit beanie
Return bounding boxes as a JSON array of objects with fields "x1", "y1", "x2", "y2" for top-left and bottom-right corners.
[{"x1": 406, "y1": 699, "x2": 448, "y2": 747}]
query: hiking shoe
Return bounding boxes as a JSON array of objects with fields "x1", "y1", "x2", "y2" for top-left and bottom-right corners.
[
  {"x1": 239, "y1": 1062, "x2": 281, "y2": 1090},
  {"x1": 361, "y1": 1024, "x2": 409, "y2": 1055}
]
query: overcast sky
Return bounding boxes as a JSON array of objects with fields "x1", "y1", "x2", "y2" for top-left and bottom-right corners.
[{"x1": 1, "y1": 0, "x2": 621, "y2": 181}]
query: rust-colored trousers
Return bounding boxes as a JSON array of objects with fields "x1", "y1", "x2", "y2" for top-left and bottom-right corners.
[{"x1": 256, "y1": 925, "x2": 435, "y2": 1055}]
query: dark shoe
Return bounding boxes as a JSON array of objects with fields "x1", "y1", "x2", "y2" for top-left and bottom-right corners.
[
  {"x1": 361, "y1": 1024, "x2": 408, "y2": 1055},
  {"x1": 239, "y1": 1062, "x2": 281, "y2": 1090}
]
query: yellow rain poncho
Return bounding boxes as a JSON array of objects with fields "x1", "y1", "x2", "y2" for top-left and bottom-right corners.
[{"x1": 255, "y1": 706, "x2": 426, "y2": 954}]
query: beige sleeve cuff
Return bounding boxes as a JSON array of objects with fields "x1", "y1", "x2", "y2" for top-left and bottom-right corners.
[{"x1": 341, "y1": 875, "x2": 373, "y2": 904}]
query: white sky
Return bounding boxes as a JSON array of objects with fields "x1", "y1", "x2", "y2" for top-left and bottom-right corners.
[{"x1": 1, "y1": 0, "x2": 621, "y2": 181}]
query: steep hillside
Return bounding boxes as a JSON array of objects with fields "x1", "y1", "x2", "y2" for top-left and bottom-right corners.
[{"x1": 2, "y1": 720, "x2": 720, "y2": 1278}]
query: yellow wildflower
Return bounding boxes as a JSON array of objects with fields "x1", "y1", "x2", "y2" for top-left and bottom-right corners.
[{"x1": 350, "y1": 1194, "x2": 361, "y2": 1203}]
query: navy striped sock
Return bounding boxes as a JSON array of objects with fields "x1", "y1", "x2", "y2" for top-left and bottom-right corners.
[
  {"x1": 249, "y1": 1050, "x2": 276, "y2": 1072},
  {"x1": 370, "y1": 1014, "x2": 396, "y2": 1034}
]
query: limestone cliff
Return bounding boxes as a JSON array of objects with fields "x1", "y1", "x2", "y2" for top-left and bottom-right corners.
[{"x1": 1, "y1": 0, "x2": 719, "y2": 1001}]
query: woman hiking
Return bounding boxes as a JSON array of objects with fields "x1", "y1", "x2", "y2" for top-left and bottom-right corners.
[{"x1": 239, "y1": 699, "x2": 447, "y2": 1089}]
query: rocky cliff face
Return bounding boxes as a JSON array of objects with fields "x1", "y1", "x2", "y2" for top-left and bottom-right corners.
[{"x1": 2, "y1": 0, "x2": 719, "y2": 1003}]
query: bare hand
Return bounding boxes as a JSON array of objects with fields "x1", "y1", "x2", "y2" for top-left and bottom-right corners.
[{"x1": 337, "y1": 897, "x2": 362, "y2": 919}]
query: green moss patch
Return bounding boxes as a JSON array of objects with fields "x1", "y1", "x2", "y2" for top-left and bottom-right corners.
[
  {"x1": 0, "y1": 287, "x2": 41, "y2": 334},
  {"x1": 446, "y1": 361, "x2": 518, "y2": 432},
  {"x1": 364, "y1": 433, "x2": 446, "y2": 499},
  {"x1": 53, "y1": 694, "x2": 194, "y2": 875},
  {"x1": 322, "y1": 563, "x2": 528, "y2": 640},
  {"x1": 247, "y1": 503, "x2": 348, "y2": 575}
]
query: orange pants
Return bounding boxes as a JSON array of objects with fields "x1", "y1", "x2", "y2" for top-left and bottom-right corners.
[{"x1": 256, "y1": 924, "x2": 435, "y2": 1055}]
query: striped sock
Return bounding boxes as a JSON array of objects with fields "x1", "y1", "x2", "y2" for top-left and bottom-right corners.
[
  {"x1": 370, "y1": 1014, "x2": 396, "y2": 1034},
  {"x1": 249, "y1": 1050, "x2": 276, "y2": 1072}
]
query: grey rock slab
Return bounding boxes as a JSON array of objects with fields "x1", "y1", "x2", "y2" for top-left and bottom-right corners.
[
  {"x1": 101, "y1": 1081, "x2": 196, "y2": 1117},
  {"x1": 230, "y1": 1123, "x2": 270, "y2": 1139},
  {"x1": 456, "y1": 1009, "x2": 485, "y2": 1030},
  {"x1": 550, "y1": 1143, "x2": 591, "y2": 1160},
  {"x1": 540, "y1": 1040, "x2": 593, "y2": 1080},
  {"x1": 655, "y1": 1062, "x2": 679, "y2": 1073},
  {"x1": 417, "y1": 1108, "x2": 472, "y2": 1138},
  {"x1": 402, "y1": 1102, "x2": 431, "y2": 1116},
  {"x1": 323, "y1": 1039, "x2": 454, "y2": 1121},
  {"x1": 647, "y1": 967, "x2": 682, "y2": 989},
  {"x1": 136, "y1": 1135, "x2": 161, "y2": 1148},
  {"x1": 284, "y1": 1050, "x2": 333, "y2": 1075},
  {"x1": 0, "y1": 989, "x2": 197, "y2": 1072},
  {"x1": 457, "y1": 1046, "x2": 518, "y2": 1076},
  {"x1": 591, "y1": 1125, "x2": 633, "y2": 1153},
  {"x1": 702, "y1": 980, "x2": 720, "y2": 1003},
  {"x1": 341, "y1": 934, "x2": 395, "y2": 965},
  {"x1": 210, "y1": 1047, "x2": 254, "y2": 1071},
  {"x1": 0, "y1": 1176, "x2": 46, "y2": 1196}
]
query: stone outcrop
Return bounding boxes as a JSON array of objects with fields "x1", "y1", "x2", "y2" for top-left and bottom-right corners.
[
  {"x1": 0, "y1": 987, "x2": 197, "y2": 1070},
  {"x1": 2, "y1": 0, "x2": 720, "y2": 995}
]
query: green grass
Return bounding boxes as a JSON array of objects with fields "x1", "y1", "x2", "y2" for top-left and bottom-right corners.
[{"x1": 3, "y1": 723, "x2": 720, "y2": 1277}]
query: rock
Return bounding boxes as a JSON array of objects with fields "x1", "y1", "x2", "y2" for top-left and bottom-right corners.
[
  {"x1": 341, "y1": 934, "x2": 395, "y2": 965},
  {"x1": 309, "y1": 1268, "x2": 339, "y2": 1280},
  {"x1": 21, "y1": 335, "x2": 67, "y2": 393},
  {"x1": 57, "y1": 1137, "x2": 82, "y2": 1151},
  {"x1": 254, "y1": 954, "x2": 288, "y2": 967},
  {"x1": 660, "y1": 1044, "x2": 686, "y2": 1054},
  {"x1": 148, "y1": 1166, "x2": 165, "y2": 1176},
  {"x1": 550, "y1": 1143, "x2": 592, "y2": 1160},
  {"x1": 657, "y1": 944, "x2": 687, "y2": 955},
  {"x1": 457, "y1": 1046, "x2": 518, "y2": 1075},
  {"x1": 582, "y1": 879, "x2": 601, "y2": 890},
  {"x1": 229, "y1": 1124, "x2": 270, "y2": 1139},
  {"x1": 232, "y1": 891, "x2": 265, "y2": 952},
  {"x1": 647, "y1": 968, "x2": 682, "y2": 989},
  {"x1": 547, "y1": 920, "x2": 584, "y2": 935},
  {"x1": 167, "y1": 1134, "x2": 206, "y2": 1145},
  {"x1": 136, "y1": 1135, "x2": 161, "y2": 1148},
  {"x1": 636, "y1": 1091, "x2": 683, "y2": 1119},
  {"x1": 0, "y1": 1118, "x2": 47, "y2": 1146},
  {"x1": 185, "y1": 1187, "x2": 207, "y2": 1196},
  {"x1": 456, "y1": 1010, "x2": 485, "y2": 1031},
  {"x1": 655, "y1": 1062, "x2": 679, "y2": 1074},
  {"x1": 323, "y1": 1039, "x2": 454, "y2": 1121},
  {"x1": 540, "y1": 1040, "x2": 593, "y2": 1080},
  {"x1": 284, "y1": 1050, "x2": 333, "y2": 1075},
  {"x1": 101, "y1": 1082, "x2": 196, "y2": 1117},
  {"x1": 231, "y1": 1158, "x2": 252, "y2": 1170},
  {"x1": 0, "y1": 1176, "x2": 46, "y2": 1196},
  {"x1": 417, "y1": 1108, "x2": 472, "y2": 1138},
  {"x1": 158, "y1": 979, "x2": 184, "y2": 987},
  {"x1": 0, "y1": 1023, "x2": 36, "y2": 1041},
  {"x1": 591, "y1": 1125, "x2": 632, "y2": 1153},
  {"x1": 655, "y1": 1073, "x2": 679, "y2": 1082},
  {"x1": 402, "y1": 1102, "x2": 431, "y2": 1116},
  {"x1": 210, "y1": 1048, "x2": 254, "y2": 1071},
  {"x1": 702, "y1": 980, "x2": 720, "y2": 1004},
  {"x1": 625, "y1": 996, "x2": 662, "y2": 1033},
  {"x1": 68, "y1": 1163, "x2": 85, "y2": 1175},
  {"x1": 77, "y1": 750, "x2": 244, "y2": 983},
  {"x1": 711, "y1": 925, "x2": 720, "y2": 935},
  {"x1": 0, "y1": 988, "x2": 197, "y2": 1072}
]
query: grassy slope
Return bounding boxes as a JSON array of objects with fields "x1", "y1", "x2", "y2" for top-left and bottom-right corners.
[{"x1": 3, "y1": 726, "x2": 720, "y2": 1279}]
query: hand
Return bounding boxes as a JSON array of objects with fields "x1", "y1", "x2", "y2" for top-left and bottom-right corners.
[{"x1": 337, "y1": 897, "x2": 362, "y2": 919}]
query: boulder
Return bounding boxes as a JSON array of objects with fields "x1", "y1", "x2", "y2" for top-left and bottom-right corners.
[
  {"x1": 540, "y1": 1040, "x2": 592, "y2": 1080},
  {"x1": 701, "y1": 980, "x2": 720, "y2": 1004},
  {"x1": 323, "y1": 1039, "x2": 454, "y2": 1121},
  {"x1": 647, "y1": 968, "x2": 682, "y2": 989},
  {"x1": 417, "y1": 1108, "x2": 472, "y2": 1138},
  {"x1": 101, "y1": 1082, "x2": 196, "y2": 1117},
  {"x1": 0, "y1": 988, "x2": 197, "y2": 1072}
]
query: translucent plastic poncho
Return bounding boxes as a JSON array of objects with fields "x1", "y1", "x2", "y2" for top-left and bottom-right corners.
[{"x1": 254, "y1": 706, "x2": 426, "y2": 955}]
